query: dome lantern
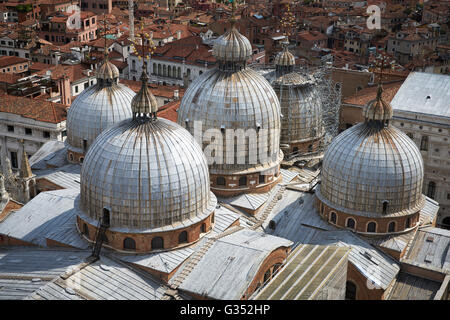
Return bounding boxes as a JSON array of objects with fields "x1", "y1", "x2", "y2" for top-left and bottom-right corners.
[
  {"x1": 274, "y1": 39, "x2": 295, "y2": 78},
  {"x1": 130, "y1": 67, "x2": 158, "y2": 120},
  {"x1": 363, "y1": 84, "x2": 393, "y2": 125}
]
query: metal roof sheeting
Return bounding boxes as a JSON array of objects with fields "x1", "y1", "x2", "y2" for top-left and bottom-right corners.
[
  {"x1": 178, "y1": 229, "x2": 292, "y2": 300},
  {"x1": 0, "y1": 189, "x2": 84, "y2": 248},
  {"x1": 310, "y1": 230, "x2": 400, "y2": 290},
  {"x1": 390, "y1": 72, "x2": 450, "y2": 118},
  {"x1": 26, "y1": 255, "x2": 167, "y2": 300},
  {"x1": 253, "y1": 244, "x2": 349, "y2": 300}
]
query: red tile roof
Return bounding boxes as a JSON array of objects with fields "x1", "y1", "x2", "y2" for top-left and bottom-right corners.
[
  {"x1": 157, "y1": 99, "x2": 180, "y2": 122},
  {"x1": 0, "y1": 93, "x2": 67, "y2": 123},
  {"x1": 343, "y1": 81, "x2": 403, "y2": 106},
  {"x1": 0, "y1": 56, "x2": 29, "y2": 68}
]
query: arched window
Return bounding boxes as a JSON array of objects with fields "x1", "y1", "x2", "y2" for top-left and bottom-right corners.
[
  {"x1": 308, "y1": 144, "x2": 313, "y2": 152},
  {"x1": 292, "y1": 147, "x2": 299, "y2": 153},
  {"x1": 427, "y1": 181, "x2": 436, "y2": 199},
  {"x1": 79, "y1": 157, "x2": 84, "y2": 163},
  {"x1": 102, "y1": 208, "x2": 110, "y2": 227},
  {"x1": 382, "y1": 200, "x2": 389, "y2": 214},
  {"x1": 216, "y1": 176, "x2": 226, "y2": 186},
  {"x1": 82, "y1": 223, "x2": 89, "y2": 237},
  {"x1": 69, "y1": 153, "x2": 74, "y2": 161},
  {"x1": 178, "y1": 231, "x2": 188, "y2": 244},
  {"x1": 388, "y1": 221, "x2": 396, "y2": 233},
  {"x1": 346, "y1": 218, "x2": 355, "y2": 229},
  {"x1": 151, "y1": 237, "x2": 164, "y2": 250},
  {"x1": 345, "y1": 281, "x2": 357, "y2": 300},
  {"x1": 211, "y1": 213, "x2": 215, "y2": 223},
  {"x1": 330, "y1": 212, "x2": 337, "y2": 224},
  {"x1": 239, "y1": 176, "x2": 247, "y2": 186},
  {"x1": 263, "y1": 269, "x2": 272, "y2": 283},
  {"x1": 259, "y1": 174, "x2": 265, "y2": 184},
  {"x1": 123, "y1": 237, "x2": 136, "y2": 250},
  {"x1": 272, "y1": 263, "x2": 282, "y2": 275},
  {"x1": 405, "y1": 217, "x2": 411, "y2": 229},
  {"x1": 201, "y1": 223, "x2": 206, "y2": 233},
  {"x1": 367, "y1": 222, "x2": 376, "y2": 233}
]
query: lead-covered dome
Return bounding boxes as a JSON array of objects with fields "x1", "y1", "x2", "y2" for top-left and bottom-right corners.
[
  {"x1": 272, "y1": 67, "x2": 324, "y2": 157},
  {"x1": 77, "y1": 68, "x2": 216, "y2": 252},
  {"x1": 317, "y1": 85, "x2": 425, "y2": 231},
  {"x1": 178, "y1": 24, "x2": 282, "y2": 197},
  {"x1": 79, "y1": 117, "x2": 216, "y2": 230},
  {"x1": 66, "y1": 59, "x2": 134, "y2": 162}
]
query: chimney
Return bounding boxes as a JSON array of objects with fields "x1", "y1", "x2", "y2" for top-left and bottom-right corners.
[{"x1": 58, "y1": 75, "x2": 71, "y2": 106}]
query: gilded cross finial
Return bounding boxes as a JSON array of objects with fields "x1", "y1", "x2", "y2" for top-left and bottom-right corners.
[
  {"x1": 99, "y1": 14, "x2": 112, "y2": 59},
  {"x1": 370, "y1": 50, "x2": 395, "y2": 86},
  {"x1": 228, "y1": 0, "x2": 238, "y2": 26},
  {"x1": 131, "y1": 21, "x2": 156, "y2": 72}
]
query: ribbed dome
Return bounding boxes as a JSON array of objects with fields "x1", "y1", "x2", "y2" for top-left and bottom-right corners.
[
  {"x1": 95, "y1": 59, "x2": 120, "y2": 80},
  {"x1": 66, "y1": 73, "x2": 135, "y2": 154},
  {"x1": 272, "y1": 73, "x2": 324, "y2": 146},
  {"x1": 274, "y1": 41, "x2": 295, "y2": 67},
  {"x1": 213, "y1": 26, "x2": 252, "y2": 63},
  {"x1": 178, "y1": 66, "x2": 282, "y2": 174},
  {"x1": 131, "y1": 70, "x2": 158, "y2": 117},
  {"x1": 79, "y1": 117, "x2": 216, "y2": 231},
  {"x1": 317, "y1": 117, "x2": 425, "y2": 217},
  {"x1": 363, "y1": 85, "x2": 394, "y2": 121}
]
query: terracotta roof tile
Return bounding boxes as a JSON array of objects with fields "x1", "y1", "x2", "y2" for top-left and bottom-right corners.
[{"x1": 0, "y1": 93, "x2": 67, "y2": 123}]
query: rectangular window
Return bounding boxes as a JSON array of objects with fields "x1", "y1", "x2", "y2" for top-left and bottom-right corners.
[
  {"x1": 7, "y1": 125, "x2": 14, "y2": 132},
  {"x1": 25, "y1": 128, "x2": 32, "y2": 135},
  {"x1": 43, "y1": 131, "x2": 51, "y2": 138},
  {"x1": 10, "y1": 151, "x2": 18, "y2": 168}
]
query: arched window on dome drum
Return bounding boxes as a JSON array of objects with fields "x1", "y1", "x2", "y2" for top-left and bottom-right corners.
[
  {"x1": 239, "y1": 176, "x2": 247, "y2": 186},
  {"x1": 217, "y1": 177, "x2": 226, "y2": 186},
  {"x1": 79, "y1": 157, "x2": 84, "y2": 163},
  {"x1": 442, "y1": 217, "x2": 450, "y2": 230},
  {"x1": 69, "y1": 153, "x2": 74, "y2": 161},
  {"x1": 259, "y1": 174, "x2": 265, "y2": 184},
  {"x1": 178, "y1": 231, "x2": 188, "y2": 244},
  {"x1": 102, "y1": 208, "x2": 110, "y2": 227},
  {"x1": 382, "y1": 200, "x2": 389, "y2": 214},
  {"x1": 308, "y1": 145, "x2": 313, "y2": 152},
  {"x1": 405, "y1": 217, "x2": 411, "y2": 229},
  {"x1": 330, "y1": 212, "x2": 337, "y2": 224},
  {"x1": 292, "y1": 147, "x2": 299, "y2": 153},
  {"x1": 153, "y1": 63, "x2": 156, "y2": 75},
  {"x1": 152, "y1": 237, "x2": 164, "y2": 250},
  {"x1": 201, "y1": 223, "x2": 206, "y2": 233},
  {"x1": 263, "y1": 269, "x2": 272, "y2": 284},
  {"x1": 367, "y1": 222, "x2": 376, "y2": 233},
  {"x1": 427, "y1": 181, "x2": 436, "y2": 199},
  {"x1": 123, "y1": 237, "x2": 136, "y2": 250},
  {"x1": 82, "y1": 223, "x2": 89, "y2": 237},
  {"x1": 388, "y1": 221, "x2": 396, "y2": 233},
  {"x1": 346, "y1": 218, "x2": 355, "y2": 229},
  {"x1": 345, "y1": 281, "x2": 357, "y2": 300}
]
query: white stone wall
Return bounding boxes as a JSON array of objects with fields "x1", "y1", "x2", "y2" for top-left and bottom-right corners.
[
  {"x1": 0, "y1": 113, "x2": 66, "y2": 172},
  {"x1": 391, "y1": 111, "x2": 450, "y2": 227}
]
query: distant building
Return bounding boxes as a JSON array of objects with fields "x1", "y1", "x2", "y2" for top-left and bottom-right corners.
[{"x1": 0, "y1": 56, "x2": 29, "y2": 75}]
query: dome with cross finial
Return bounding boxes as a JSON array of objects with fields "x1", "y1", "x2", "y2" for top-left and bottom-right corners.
[
  {"x1": 66, "y1": 58, "x2": 135, "y2": 163},
  {"x1": 316, "y1": 85, "x2": 425, "y2": 234},
  {"x1": 76, "y1": 66, "x2": 216, "y2": 252}
]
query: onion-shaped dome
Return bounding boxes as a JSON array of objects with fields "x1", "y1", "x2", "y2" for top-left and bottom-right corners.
[
  {"x1": 130, "y1": 71, "x2": 158, "y2": 117},
  {"x1": 212, "y1": 27, "x2": 252, "y2": 66},
  {"x1": 272, "y1": 73, "x2": 324, "y2": 152},
  {"x1": 178, "y1": 25, "x2": 282, "y2": 181},
  {"x1": 96, "y1": 59, "x2": 120, "y2": 80},
  {"x1": 66, "y1": 59, "x2": 134, "y2": 157},
  {"x1": 274, "y1": 39, "x2": 295, "y2": 78},
  {"x1": 78, "y1": 68, "x2": 216, "y2": 244},
  {"x1": 317, "y1": 85, "x2": 425, "y2": 219}
]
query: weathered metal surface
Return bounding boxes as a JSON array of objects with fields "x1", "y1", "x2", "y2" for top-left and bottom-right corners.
[
  {"x1": 66, "y1": 64, "x2": 135, "y2": 153},
  {"x1": 29, "y1": 140, "x2": 67, "y2": 170},
  {"x1": 95, "y1": 59, "x2": 120, "y2": 80},
  {"x1": 26, "y1": 255, "x2": 167, "y2": 300},
  {"x1": 80, "y1": 117, "x2": 216, "y2": 231},
  {"x1": 387, "y1": 272, "x2": 441, "y2": 300},
  {"x1": 310, "y1": 230, "x2": 400, "y2": 290},
  {"x1": 0, "y1": 189, "x2": 83, "y2": 247},
  {"x1": 253, "y1": 244, "x2": 349, "y2": 300},
  {"x1": 177, "y1": 229, "x2": 293, "y2": 300},
  {"x1": 0, "y1": 248, "x2": 88, "y2": 300},
  {"x1": 36, "y1": 164, "x2": 81, "y2": 190},
  {"x1": 178, "y1": 27, "x2": 282, "y2": 174},
  {"x1": 273, "y1": 72, "x2": 325, "y2": 147},
  {"x1": 404, "y1": 226, "x2": 450, "y2": 272},
  {"x1": 390, "y1": 72, "x2": 450, "y2": 118},
  {"x1": 319, "y1": 122, "x2": 424, "y2": 216}
]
